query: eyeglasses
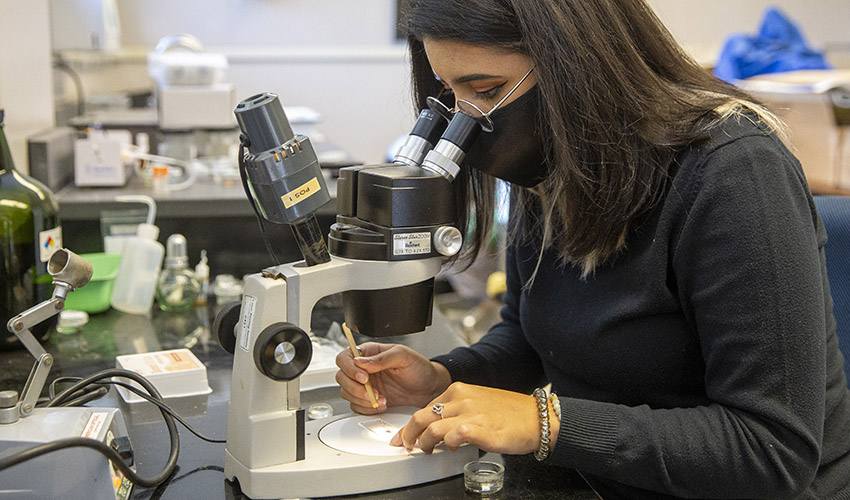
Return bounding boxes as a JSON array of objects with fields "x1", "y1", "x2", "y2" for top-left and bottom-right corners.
[{"x1": 427, "y1": 67, "x2": 535, "y2": 132}]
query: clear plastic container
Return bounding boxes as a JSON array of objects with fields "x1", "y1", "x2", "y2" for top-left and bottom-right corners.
[{"x1": 110, "y1": 222, "x2": 164, "y2": 314}]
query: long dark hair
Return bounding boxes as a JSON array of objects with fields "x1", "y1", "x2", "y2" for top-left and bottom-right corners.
[{"x1": 404, "y1": 0, "x2": 763, "y2": 275}]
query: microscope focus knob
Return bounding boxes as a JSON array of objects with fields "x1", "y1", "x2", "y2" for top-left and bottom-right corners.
[
  {"x1": 253, "y1": 323, "x2": 313, "y2": 381},
  {"x1": 214, "y1": 302, "x2": 242, "y2": 355},
  {"x1": 434, "y1": 226, "x2": 463, "y2": 257}
]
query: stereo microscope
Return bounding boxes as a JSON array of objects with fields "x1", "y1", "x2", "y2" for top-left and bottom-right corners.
[{"x1": 216, "y1": 92, "x2": 487, "y2": 498}]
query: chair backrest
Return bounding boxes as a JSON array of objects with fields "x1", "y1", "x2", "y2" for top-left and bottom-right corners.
[{"x1": 813, "y1": 195, "x2": 850, "y2": 388}]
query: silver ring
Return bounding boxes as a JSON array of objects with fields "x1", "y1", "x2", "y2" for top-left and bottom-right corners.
[{"x1": 431, "y1": 403, "x2": 444, "y2": 418}]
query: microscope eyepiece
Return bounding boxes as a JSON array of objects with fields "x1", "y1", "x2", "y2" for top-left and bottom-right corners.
[
  {"x1": 421, "y1": 111, "x2": 482, "y2": 182},
  {"x1": 393, "y1": 109, "x2": 450, "y2": 168}
]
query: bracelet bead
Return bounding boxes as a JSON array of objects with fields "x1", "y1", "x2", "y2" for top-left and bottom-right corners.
[
  {"x1": 549, "y1": 392, "x2": 561, "y2": 419},
  {"x1": 532, "y1": 388, "x2": 551, "y2": 461}
]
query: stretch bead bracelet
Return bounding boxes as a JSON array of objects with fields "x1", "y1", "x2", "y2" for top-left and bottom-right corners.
[
  {"x1": 550, "y1": 392, "x2": 561, "y2": 419},
  {"x1": 532, "y1": 388, "x2": 551, "y2": 461}
]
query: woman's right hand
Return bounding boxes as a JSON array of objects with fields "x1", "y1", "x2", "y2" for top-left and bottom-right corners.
[{"x1": 335, "y1": 342, "x2": 451, "y2": 414}]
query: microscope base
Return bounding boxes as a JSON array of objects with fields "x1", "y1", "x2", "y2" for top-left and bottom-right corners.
[
  {"x1": 0, "y1": 407, "x2": 133, "y2": 500},
  {"x1": 225, "y1": 407, "x2": 479, "y2": 499}
]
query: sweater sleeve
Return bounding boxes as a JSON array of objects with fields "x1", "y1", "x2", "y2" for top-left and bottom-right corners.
[
  {"x1": 432, "y1": 242, "x2": 546, "y2": 394},
  {"x1": 547, "y1": 134, "x2": 826, "y2": 499}
]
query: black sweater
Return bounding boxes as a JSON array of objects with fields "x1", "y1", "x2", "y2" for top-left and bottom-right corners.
[{"x1": 434, "y1": 117, "x2": 850, "y2": 499}]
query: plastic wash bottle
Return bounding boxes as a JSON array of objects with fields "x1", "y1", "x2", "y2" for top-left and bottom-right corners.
[{"x1": 110, "y1": 195, "x2": 164, "y2": 314}]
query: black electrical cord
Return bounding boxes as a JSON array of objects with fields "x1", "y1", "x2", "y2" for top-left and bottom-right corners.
[
  {"x1": 238, "y1": 139, "x2": 282, "y2": 265},
  {"x1": 137, "y1": 465, "x2": 225, "y2": 500},
  {"x1": 0, "y1": 369, "x2": 179, "y2": 488},
  {"x1": 46, "y1": 375, "x2": 225, "y2": 444},
  {"x1": 105, "y1": 380, "x2": 225, "y2": 444},
  {"x1": 37, "y1": 376, "x2": 106, "y2": 406},
  {"x1": 58, "y1": 386, "x2": 109, "y2": 407}
]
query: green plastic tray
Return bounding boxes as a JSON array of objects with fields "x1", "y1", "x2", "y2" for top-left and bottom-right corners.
[{"x1": 64, "y1": 253, "x2": 122, "y2": 313}]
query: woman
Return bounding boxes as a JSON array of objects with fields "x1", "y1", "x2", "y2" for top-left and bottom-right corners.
[{"x1": 335, "y1": 1, "x2": 850, "y2": 498}]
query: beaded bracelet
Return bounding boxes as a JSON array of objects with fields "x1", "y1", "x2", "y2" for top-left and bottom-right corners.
[
  {"x1": 532, "y1": 388, "x2": 551, "y2": 461},
  {"x1": 550, "y1": 392, "x2": 561, "y2": 419}
]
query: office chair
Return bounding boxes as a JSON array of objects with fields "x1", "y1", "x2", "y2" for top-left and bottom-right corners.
[{"x1": 813, "y1": 195, "x2": 850, "y2": 388}]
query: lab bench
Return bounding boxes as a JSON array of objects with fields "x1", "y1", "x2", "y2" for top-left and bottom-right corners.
[
  {"x1": 54, "y1": 171, "x2": 340, "y2": 279},
  {"x1": 0, "y1": 296, "x2": 599, "y2": 500}
]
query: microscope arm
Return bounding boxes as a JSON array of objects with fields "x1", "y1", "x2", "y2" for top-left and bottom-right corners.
[
  {"x1": 4, "y1": 248, "x2": 92, "y2": 419},
  {"x1": 6, "y1": 296, "x2": 63, "y2": 417}
]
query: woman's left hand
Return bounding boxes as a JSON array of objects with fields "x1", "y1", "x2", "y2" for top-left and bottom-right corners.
[{"x1": 390, "y1": 382, "x2": 559, "y2": 455}]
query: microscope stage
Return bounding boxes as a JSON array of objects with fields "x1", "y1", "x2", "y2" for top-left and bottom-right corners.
[
  {"x1": 319, "y1": 408, "x2": 448, "y2": 457},
  {"x1": 225, "y1": 407, "x2": 478, "y2": 499}
]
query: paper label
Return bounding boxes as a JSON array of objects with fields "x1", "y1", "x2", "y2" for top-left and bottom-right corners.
[
  {"x1": 81, "y1": 411, "x2": 109, "y2": 439},
  {"x1": 74, "y1": 138, "x2": 126, "y2": 186},
  {"x1": 392, "y1": 232, "x2": 431, "y2": 255},
  {"x1": 39, "y1": 226, "x2": 62, "y2": 262},
  {"x1": 240, "y1": 295, "x2": 257, "y2": 351},
  {"x1": 281, "y1": 177, "x2": 321, "y2": 209}
]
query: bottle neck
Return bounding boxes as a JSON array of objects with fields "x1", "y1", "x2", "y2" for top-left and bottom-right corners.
[{"x1": 0, "y1": 124, "x2": 17, "y2": 175}]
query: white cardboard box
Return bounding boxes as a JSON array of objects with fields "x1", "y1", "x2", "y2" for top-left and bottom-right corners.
[
  {"x1": 738, "y1": 70, "x2": 850, "y2": 192},
  {"x1": 115, "y1": 348, "x2": 212, "y2": 403}
]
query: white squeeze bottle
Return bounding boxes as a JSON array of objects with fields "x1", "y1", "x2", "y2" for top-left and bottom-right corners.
[{"x1": 110, "y1": 195, "x2": 165, "y2": 314}]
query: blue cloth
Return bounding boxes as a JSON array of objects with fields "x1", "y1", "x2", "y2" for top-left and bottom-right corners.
[{"x1": 714, "y1": 7, "x2": 832, "y2": 82}]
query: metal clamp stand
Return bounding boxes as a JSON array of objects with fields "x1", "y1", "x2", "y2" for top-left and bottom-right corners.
[
  {"x1": 3, "y1": 249, "x2": 92, "y2": 422},
  {"x1": 1, "y1": 249, "x2": 134, "y2": 500}
]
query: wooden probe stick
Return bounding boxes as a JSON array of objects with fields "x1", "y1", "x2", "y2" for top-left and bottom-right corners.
[{"x1": 342, "y1": 322, "x2": 379, "y2": 409}]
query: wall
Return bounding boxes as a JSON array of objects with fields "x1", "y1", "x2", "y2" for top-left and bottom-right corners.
[
  {"x1": 0, "y1": 0, "x2": 55, "y2": 173},
  {"x1": 648, "y1": 0, "x2": 850, "y2": 65},
  {"x1": 56, "y1": 0, "x2": 414, "y2": 164},
  {"x1": 52, "y1": 1, "x2": 850, "y2": 165}
]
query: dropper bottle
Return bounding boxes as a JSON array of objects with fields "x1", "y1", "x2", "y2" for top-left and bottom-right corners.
[
  {"x1": 156, "y1": 234, "x2": 201, "y2": 312},
  {"x1": 110, "y1": 195, "x2": 164, "y2": 314}
]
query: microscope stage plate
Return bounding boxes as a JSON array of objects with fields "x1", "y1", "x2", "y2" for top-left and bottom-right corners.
[{"x1": 319, "y1": 408, "x2": 449, "y2": 457}]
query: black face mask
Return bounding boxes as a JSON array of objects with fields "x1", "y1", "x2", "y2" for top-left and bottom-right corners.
[{"x1": 463, "y1": 85, "x2": 548, "y2": 188}]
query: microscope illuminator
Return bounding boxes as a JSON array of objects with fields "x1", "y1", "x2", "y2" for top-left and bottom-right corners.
[{"x1": 235, "y1": 92, "x2": 332, "y2": 266}]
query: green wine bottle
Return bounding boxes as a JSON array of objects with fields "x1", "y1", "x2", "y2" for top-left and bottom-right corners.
[{"x1": 0, "y1": 109, "x2": 63, "y2": 349}]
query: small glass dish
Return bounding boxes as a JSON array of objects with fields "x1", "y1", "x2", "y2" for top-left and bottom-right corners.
[
  {"x1": 463, "y1": 460, "x2": 505, "y2": 495},
  {"x1": 307, "y1": 403, "x2": 334, "y2": 420}
]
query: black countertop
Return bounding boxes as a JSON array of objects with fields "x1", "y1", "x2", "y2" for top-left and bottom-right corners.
[{"x1": 0, "y1": 297, "x2": 599, "y2": 500}]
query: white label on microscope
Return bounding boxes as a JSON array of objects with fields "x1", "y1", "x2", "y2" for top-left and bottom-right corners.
[
  {"x1": 393, "y1": 232, "x2": 431, "y2": 255},
  {"x1": 240, "y1": 295, "x2": 257, "y2": 352}
]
